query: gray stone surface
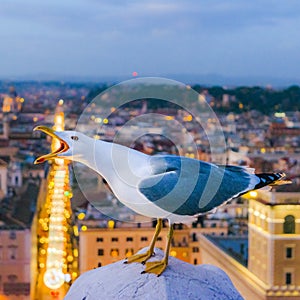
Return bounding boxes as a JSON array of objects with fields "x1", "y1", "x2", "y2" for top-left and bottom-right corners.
[{"x1": 65, "y1": 248, "x2": 244, "y2": 300}]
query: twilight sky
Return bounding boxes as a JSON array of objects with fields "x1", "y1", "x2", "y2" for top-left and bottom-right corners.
[{"x1": 1, "y1": 0, "x2": 300, "y2": 83}]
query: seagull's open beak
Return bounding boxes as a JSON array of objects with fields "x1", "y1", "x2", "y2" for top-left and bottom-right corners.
[{"x1": 33, "y1": 126, "x2": 69, "y2": 164}]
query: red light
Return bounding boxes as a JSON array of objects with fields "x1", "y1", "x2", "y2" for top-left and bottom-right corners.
[
  {"x1": 132, "y1": 71, "x2": 138, "y2": 77},
  {"x1": 50, "y1": 291, "x2": 59, "y2": 297}
]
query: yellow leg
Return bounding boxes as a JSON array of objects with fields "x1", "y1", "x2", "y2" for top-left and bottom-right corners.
[
  {"x1": 142, "y1": 223, "x2": 174, "y2": 276},
  {"x1": 125, "y1": 218, "x2": 162, "y2": 264}
]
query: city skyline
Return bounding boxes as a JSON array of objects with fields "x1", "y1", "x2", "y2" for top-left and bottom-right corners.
[{"x1": 1, "y1": 1, "x2": 300, "y2": 85}]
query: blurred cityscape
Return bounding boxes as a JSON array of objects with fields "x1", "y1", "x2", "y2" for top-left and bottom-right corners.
[{"x1": 0, "y1": 80, "x2": 299, "y2": 299}]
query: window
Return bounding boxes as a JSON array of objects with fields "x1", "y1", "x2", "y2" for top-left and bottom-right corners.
[
  {"x1": 96, "y1": 237, "x2": 103, "y2": 242},
  {"x1": 111, "y1": 237, "x2": 118, "y2": 242},
  {"x1": 98, "y1": 249, "x2": 104, "y2": 256},
  {"x1": 110, "y1": 249, "x2": 119, "y2": 257},
  {"x1": 192, "y1": 233, "x2": 197, "y2": 242},
  {"x1": 126, "y1": 237, "x2": 133, "y2": 242},
  {"x1": 7, "y1": 275, "x2": 17, "y2": 282},
  {"x1": 285, "y1": 273, "x2": 292, "y2": 285},
  {"x1": 286, "y1": 247, "x2": 293, "y2": 259},
  {"x1": 125, "y1": 248, "x2": 134, "y2": 257},
  {"x1": 283, "y1": 215, "x2": 295, "y2": 234},
  {"x1": 141, "y1": 237, "x2": 148, "y2": 241},
  {"x1": 98, "y1": 262, "x2": 102, "y2": 267},
  {"x1": 157, "y1": 237, "x2": 162, "y2": 241},
  {"x1": 9, "y1": 231, "x2": 16, "y2": 240},
  {"x1": 8, "y1": 245, "x2": 17, "y2": 259},
  {"x1": 192, "y1": 247, "x2": 199, "y2": 253},
  {"x1": 194, "y1": 258, "x2": 198, "y2": 265}
]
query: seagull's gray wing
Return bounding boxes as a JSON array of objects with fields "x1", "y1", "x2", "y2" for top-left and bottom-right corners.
[{"x1": 138, "y1": 155, "x2": 252, "y2": 216}]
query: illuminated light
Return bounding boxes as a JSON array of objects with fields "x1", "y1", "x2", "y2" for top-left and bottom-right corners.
[
  {"x1": 20, "y1": 97, "x2": 25, "y2": 103},
  {"x1": 103, "y1": 118, "x2": 109, "y2": 124},
  {"x1": 125, "y1": 249, "x2": 133, "y2": 258},
  {"x1": 66, "y1": 255, "x2": 73, "y2": 263},
  {"x1": 33, "y1": 117, "x2": 38, "y2": 122},
  {"x1": 73, "y1": 249, "x2": 79, "y2": 257},
  {"x1": 39, "y1": 263, "x2": 45, "y2": 268},
  {"x1": 186, "y1": 85, "x2": 191, "y2": 90},
  {"x1": 254, "y1": 210, "x2": 260, "y2": 217},
  {"x1": 77, "y1": 212, "x2": 85, "y2": 220},
  {"x1": 239, "y1": 103, "x2": 244, "y2": 109},
  {"x1": 107, "y1": 220, "x2": 115, "y2": 229},
  {"x1": 51, "y1": 291, "x2": 59, "y2": 297},
  {"x1": 260, "y1": 148, "x2": 266, "y2": 154},
  {"x1": 249, "y1": 191, "x2": 258, "y2": 198},
  {"x1": 55, "y1": 114, "x2": 63, "y2": 126},
  {"x1": 93, "y1": 135, "x2": 100, "y2": 140},
  {"x1": 58, "y1": 99, "x2": 64, "y2": 106},
  {"x1": 81, "y1": 225, "x2": 87, "y2": 231},
  {"x1": 48, "y1": 182, "x2": 55, "y2": 188},
  {"x1": 111, "y1": 107, "x2": 116, "y2": 112},
  {"x1": 110, "y1": 249, "x2": 119, "y2": 257},
  {"x1": 274, "y1": 112, "x2": 286, "y2": 118},
  {"x1": 183, "y1": 115, "x2": 193, "y2": 122},
  {"x1": 12, "y1": 115, "x2": 17, "y2": 120},
  {"x1": 165, "y1": 115, "x2": 174, "y2": 121},
  {"x1": 170, "y1": 250, "x2": 177, "y2": 257},
  {"x1": 182, "y1": 251, "x2": 188, "y2": 257},
  {"x1": 65, "y1": 274, "x2": 71, "y2": 283},
  {"x1": 95, "y1": 117, "x2": 102, "y2": 123},
  {"x1": 260, "y1": 214, "x2": 266, "y2": 220},
  {"x1": 55, "y1": 158, "x2": 64, "y2": 165},
  {"x1": 64, "y1": 191, "x2": 70, "y2": 197},
  {"x1": 132, "y1": 71, "x2": 138, "y2": 77},
  {"x1": 72, "y1": 272, "x2": 78, "y2": 278}
]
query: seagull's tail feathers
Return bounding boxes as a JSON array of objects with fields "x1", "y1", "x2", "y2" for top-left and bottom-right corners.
[{"x1": 254, "y1": 172, "x2": 292, "y2": 190}]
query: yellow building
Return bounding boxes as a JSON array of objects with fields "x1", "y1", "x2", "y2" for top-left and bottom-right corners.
[
  {"x1": 248, "y1": 191, "x2": 300, "y2": 296},
  {"x1": 199, "y1": 190, "x2": 300, "y2": 300},
  {"x1": 79, "y1": 220, "x2": 228, "y2": 274}
]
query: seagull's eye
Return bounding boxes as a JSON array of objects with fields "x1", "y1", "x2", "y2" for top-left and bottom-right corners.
[{"x1": 71, "y1": 136, "x2": 79, "y2": 141}]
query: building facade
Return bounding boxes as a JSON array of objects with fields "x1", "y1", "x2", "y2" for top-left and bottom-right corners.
[
  {"x1": 200, "y1": 190, "x2": 300, "y2": 300},
  {"x1": 0, "y1": 229, "x2": 31, "y2": 300},
  {"x1": 248, "y1": 191, "x2": 300, "y2": 297},
  {"x1": 79, "y1": 220, "x2": 228, "y2": 274}
]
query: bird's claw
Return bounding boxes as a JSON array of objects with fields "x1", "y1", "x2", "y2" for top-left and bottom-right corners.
[
  {"x1": 141, "y1": 260, "x2": 168, "y2": 276},
  {"x1": 124, "y1": 251, "x2": 153, "y2": 264}
]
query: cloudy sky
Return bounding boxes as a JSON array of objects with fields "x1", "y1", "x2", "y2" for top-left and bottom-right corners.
[{"x1": 1, "y1": 0, "x2": 300, "y2": 82}]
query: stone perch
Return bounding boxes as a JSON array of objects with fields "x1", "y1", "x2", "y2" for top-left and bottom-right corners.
[{"x1": 65, "y1": 248, "x2": 243, "y2": 300}]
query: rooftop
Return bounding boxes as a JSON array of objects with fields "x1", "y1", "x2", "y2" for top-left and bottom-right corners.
[{"x1": 205, "y1": 235, "x2": 248, "y2": 267}]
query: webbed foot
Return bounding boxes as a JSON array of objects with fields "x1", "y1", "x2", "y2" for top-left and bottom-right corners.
[
  {"x1": 141, "y1": 260, "x2": 167, "y2": 276},
  {"x1": 124, "y1": 250, "x2": 153, "y2": 264}
]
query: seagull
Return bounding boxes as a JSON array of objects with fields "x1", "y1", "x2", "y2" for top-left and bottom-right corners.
[{"x1": 34, "y1": 126, "x2": 291, "y2": 276}]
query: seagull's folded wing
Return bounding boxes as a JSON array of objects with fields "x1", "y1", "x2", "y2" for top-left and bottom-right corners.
[{"x1": 138, "y1": 155, "x2": 252, "y2": 216}]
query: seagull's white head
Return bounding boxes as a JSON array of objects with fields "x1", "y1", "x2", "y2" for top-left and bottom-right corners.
[{"x1": 33, "y1": 126, "x2": 91, "y2": 164}]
